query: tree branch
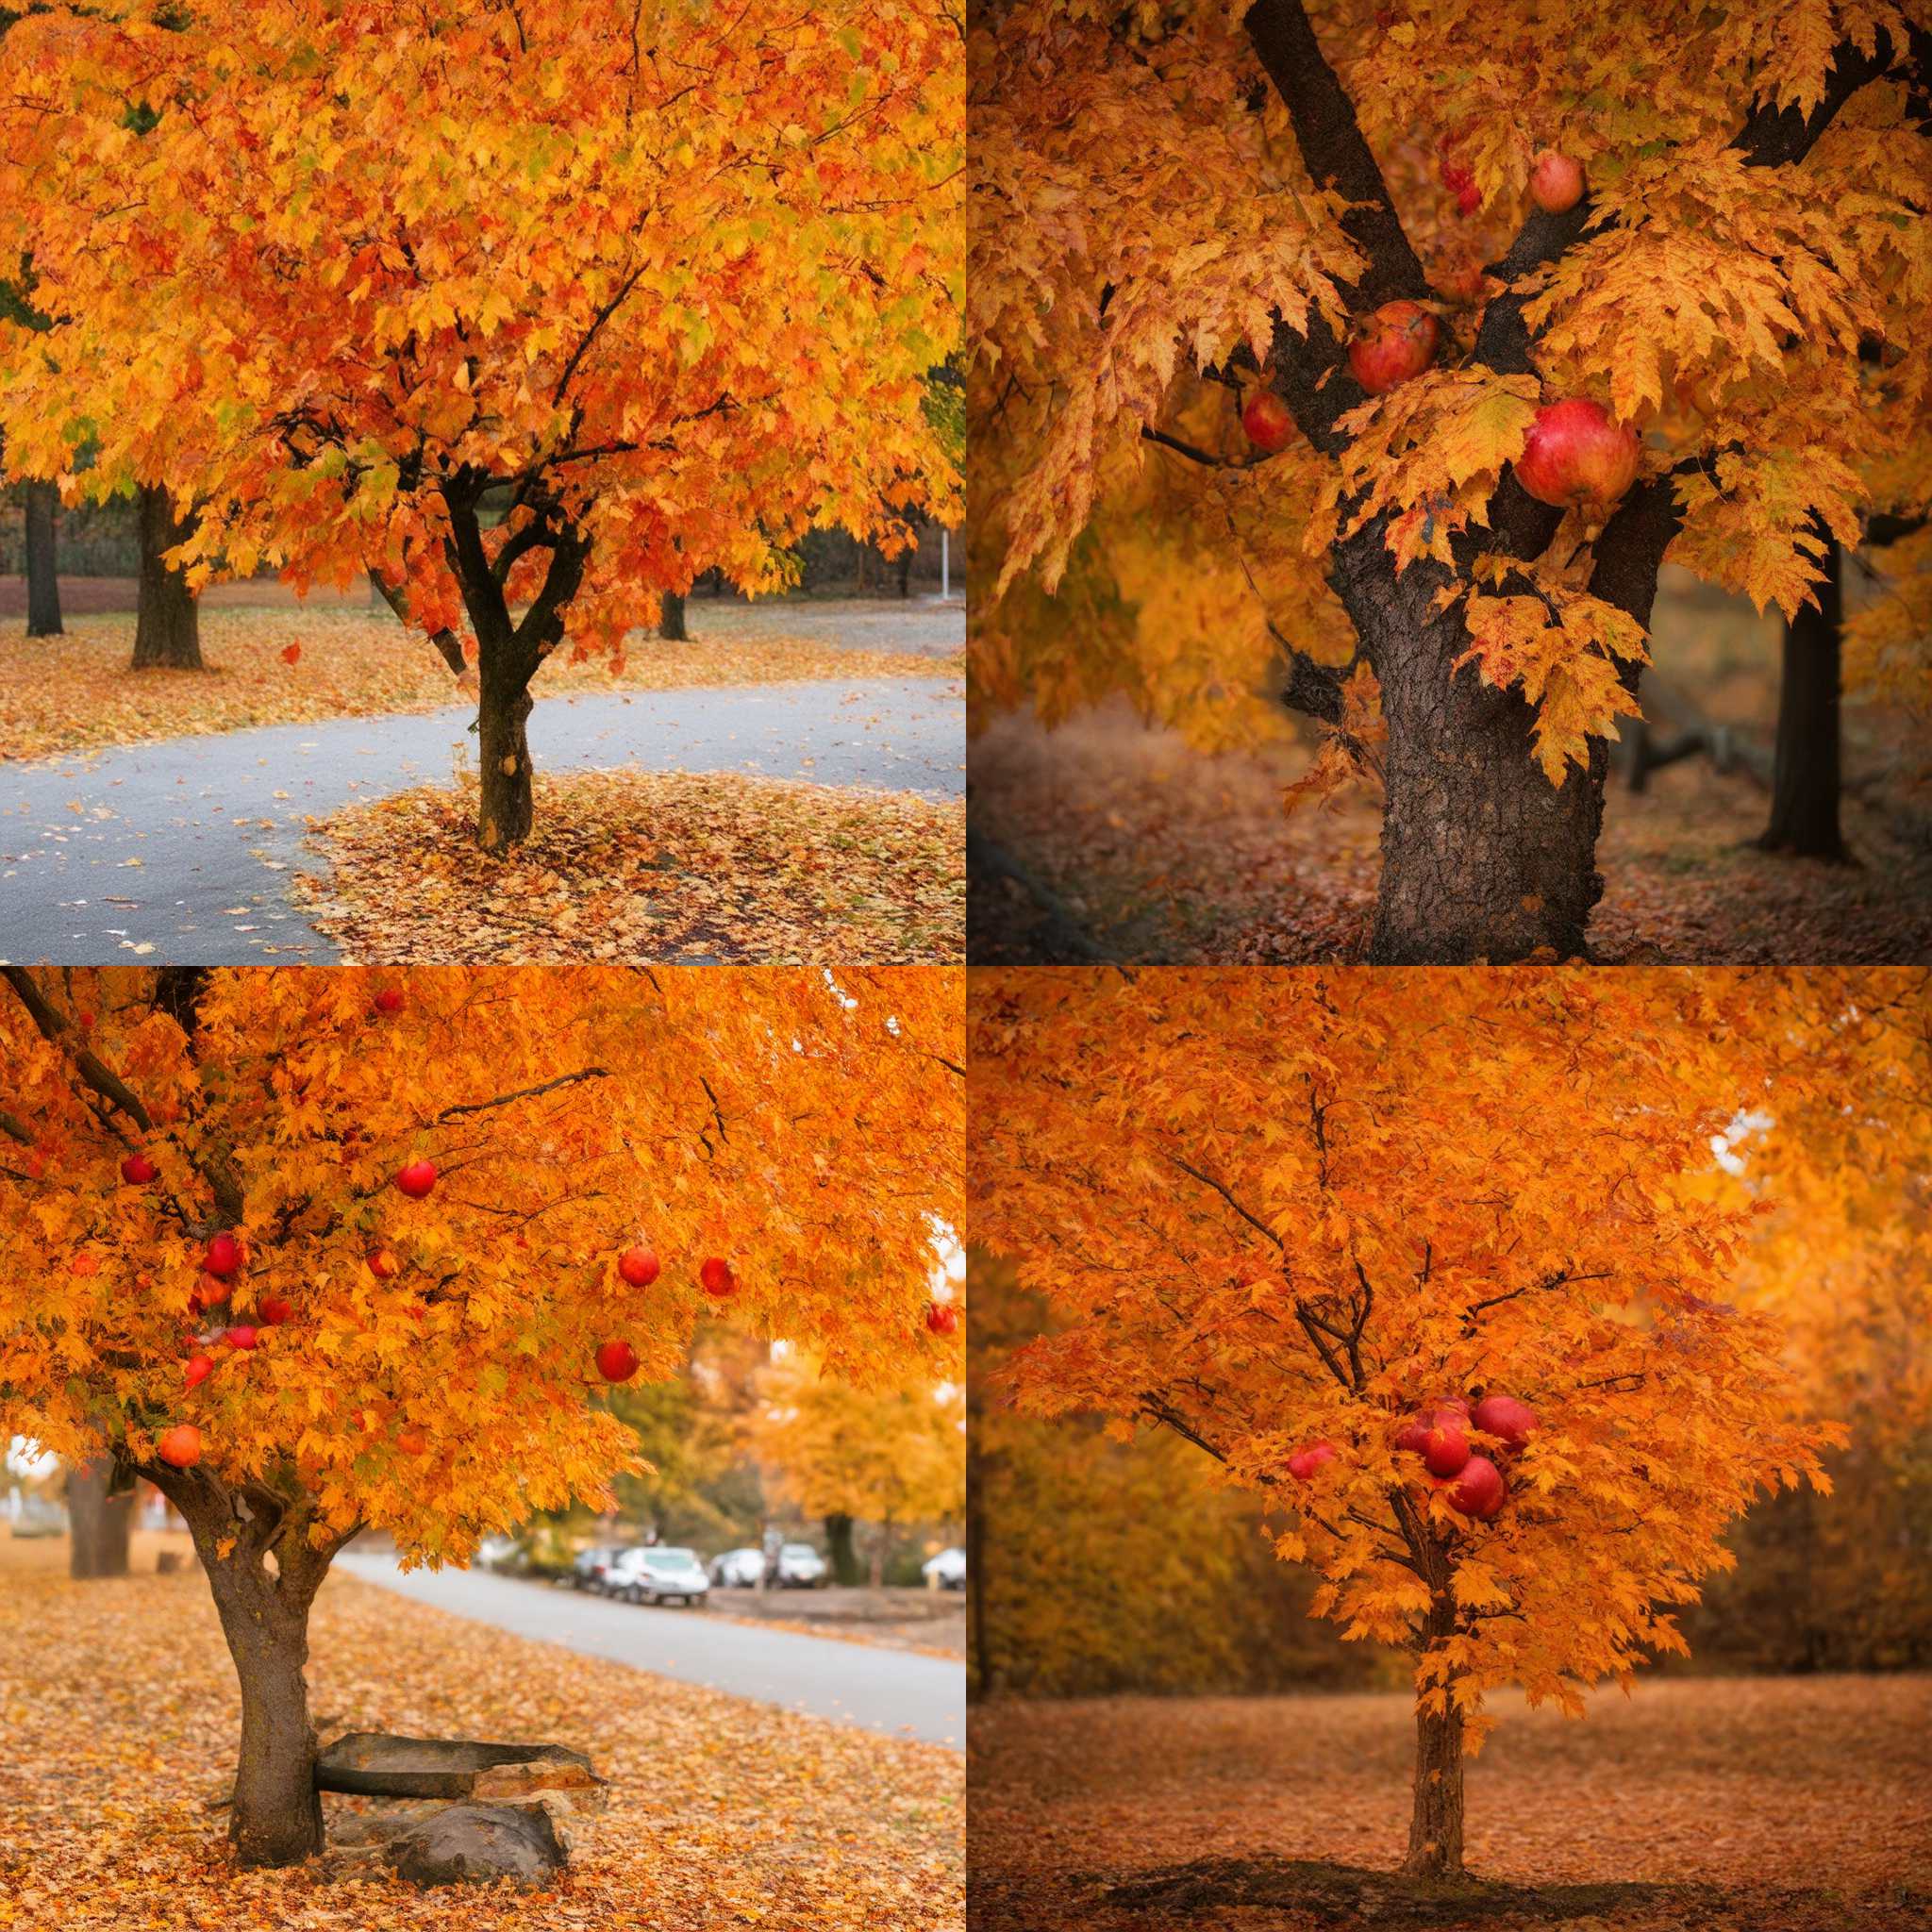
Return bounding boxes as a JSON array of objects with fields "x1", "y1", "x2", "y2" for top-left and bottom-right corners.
[
  {"x1": 2, "y1": 969, "x2": 153, "y2": 1135},
  {"x1": 431, "y1": 1065, "x2": 609, "y2": 1124},
  {"x1": 369, "y1": 571, "x2": 469, "y2": 678}
]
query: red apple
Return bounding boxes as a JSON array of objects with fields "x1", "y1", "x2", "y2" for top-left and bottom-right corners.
[
  {"x1": 596, "y1": 1339, "x2": 641, "y2": 1383},
  {"x1": 925, "y1": 1301, "x2": 959, "y2": 1338},
  {"x1": 1439, "y1": 1396, "x2": 1473, "y2": 1419},
  {"x1": 395, "y1": 1427, "x2": 428, "y2": 1457},
  {"x1": 158, "y1": 1424, "x2": 203, "y2": 1469},
  {"x1": 395, "y1": 1159, "x2": 438, "y2": 1199},
  {"x1": 1287, "y1": 1441, "x2": 1337, "y2": 1481},
  {"x1": 1447, "y1": 1454, "x2": 1507, "y2": 1519},
  {"x1": 1472, "y1": 1392, "x2": 1537, "y2": 1449},
  {"x1": 367, "y1": 1247, "x2": 399, "y2": 1279},
  {"x1": 1394, "y1": 1415, "x2": 1434, "y2": 1457},
  {"x1": 1241, "y1": 390, "x2": 1295, "y2": 453},
  {"x1": 1529, "y1": 151, "x2": 1584, "y2": 214},
  {"x1": 257, "y1": 1295, "x2": 293, "y2": 1326},
  {"x1": 618, "y1": 1245, "x2": 660, "y2": 1289},
  {"x1": 184, "y1": 1353, "x2": 214, "y2": 1390},
  {"x1": 700, "y1": 1257, "x2": 737, "y2": 1300},
  {"x1": 225, "y1": 1324, "x2": 259, "y2": 1351},
  {"x1": 1348, "y1": 300, "x2": 1439, "y2": 395},
  {"x1": 204, "y1": 1232, "x2": 242, "y2": 1277},
  {"x1": 1424, "y1": 1414, "x2": 1471, "y2": 1477},
  {"x1": 121, "y1": 1153, "x2": 158, "y2": 1185},
  {"x1": 1514, "y1": 398, "x2": 1639, "y2": 508},
  {"x1": 374, "y1": 988, "x2": 405, "y2": 1014}
]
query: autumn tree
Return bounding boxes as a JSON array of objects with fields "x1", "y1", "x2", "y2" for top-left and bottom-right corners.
[
  {"x1": 0, "y1": 0, "x2": 963, "y2": 850},
  {"x1": 965, "y1": 968, "x2": 1881, "y2": 1881},
  {"x1": 754, "y1": 1343, "x2": 966, "y2": 1586},
  {"x1": 973, "y1": 1, "x2": 1932, "y2": 961},
  {"x1": 0, "y1": 962, "x2": 963, "y2": 1869}
]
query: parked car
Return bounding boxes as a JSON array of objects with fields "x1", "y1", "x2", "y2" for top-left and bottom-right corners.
[
  {"x1": 774, "y1": 1542, "x2": 828, "y2": 1588},
  {"x1": 709, "y1": 1546, "x2": 766, "y2": 1589},
  {"x1": 571, "y1": 1543, "x2": 625, "y2": 1592},
  {"x1": 610, "y1": 1545, "x2": 710, "y2": 1607},
  {"x1": 923, "y1": 1546, "x2": 967, "y2": 1591}
]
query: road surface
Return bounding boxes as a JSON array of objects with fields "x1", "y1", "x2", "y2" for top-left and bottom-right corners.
[
  {"x1": 0, "y1": 676, "x2": 962, "y2": 963},
  {"x1": 333, "y1": 1550, "x2": 964, "y2": 1751}
]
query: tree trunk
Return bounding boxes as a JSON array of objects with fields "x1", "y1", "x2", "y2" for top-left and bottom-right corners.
[
  {"x1": 66, "y1": 1457, "x2": 133, "y2": 1579},
  {"x1": 475, "y1": 672, "x2": 535, "y2": 854},
  {"x1": 131, "y1": 485, "x2": 203, "y2": 670},
  {"x1": 1755, "y1": 539, "x2": 1846, "y2": 861},
  {"x1": 1403, "y1": 1690, "x2": 1466, "y2": 1879},
  {"x1": 1333, "y1": 530, "x2": 1608, "y2": 963},
  {"x1": 869, "y1": 1521, "x2": 891, "y2": 1591},
  {"x1": 824, "y1": 1512, "x2": 860, "y2": 1587},
  {"x1": 896, "y1": 542, "x2": 915, "y2": 598},
  {"x1": 658, "y1": 591, "x2": 688, "y2": 641},
  {"x1": 24, "y1": 480, "x2": 62, "y2": 637}
]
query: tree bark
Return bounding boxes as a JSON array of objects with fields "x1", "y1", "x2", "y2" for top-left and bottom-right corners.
[
  {"x1": 824, "y1": 1512, "x2": 860, "y2": 1587},
  {"x1": 131, "y1": 485, "x2": 203, "y2": 670},
  {"x1": 67, "y1": 1457, "x2": 133, "y2": 1579},
  {"x1": 868, "y1": 1519, "x2": 891, "y2": 1591},
  {"x1": 23, "y1": 480, "x2": 62, "y2": 637},
  {"x1": 476, "y1": 671, "x2": 536, "y2": 854},
  {"x1": 658, "y1": 591, "x2": 688, "y2": 641},
  {"x1": 1403, "y1": 1688, "x2": 1466, "y2": 1879},
  {"x1": 1756, "y1": 539, "x2": 1847, "y2": 861}
]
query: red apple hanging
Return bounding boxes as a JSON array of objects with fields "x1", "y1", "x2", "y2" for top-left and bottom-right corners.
[
  {"x1": 1241, "y1": 390, "x2": 1295, "y2": 453},
  {"x1": 1424, "y1": 1412, "x2": 1471, "y2": 1477},
  {"x1": 395, "y1": 1159, "x2": 438, "y2": 1199},
  {"x1": 1513, "y1": 398, "x2": 1639, "y2": 508},
  {"x1": 618, "y1": 1246, "x2": 660, "y2": 1289},
  {"x1": 204, "y1": 1232, "x2": 242, "y2": 1277},
  {"x1": 1448, "y1": 1454, "x2": 1507, "y2": 1519},
  {"x1": 596, "y1": 1340, "x2": 641, "y2": 1383},
  {"x1": 374, "y1": 988, "x2": 405, "y2": 1014},
  {"x1": 225, "y1": 1324, "x2": 259, "y2": 1351},
  {"x1": 367, "y1": 1247, "x2": 399, "y2": 1279},
  {"x1": 1394, "y1": 1414, "x2": 1434, "y2": 1457},
  {"x1": 1529, "y1": 151, "x2": 1584, "y2": 214},
  {"x1": 184, "y1": 1353, "x2": 214, "y2": 1390},
  {"x1": 700, "y1": 1257, "x2": 738, "y2": 1300},
  {"x1": 1472, "y1": 1391, "x2": 1537, "y2": 1448},
  {"x1": 1347, "y1": 300, "x2": 1439, "y2": 395},
  {"x1": 925, "y1": 1301, "x2": 959, "y2": 1338},
  {"x1": 1287, "y1": 1441, "x2": 1337, "y2": 1481},
  {"x1": 121, "y1": 1153, "x2": 158, "y2": 1185},
  {"x1": 158, "y1": 1424, "x2": 203, "y2": 1469},
  {"x1": 257, "y1": 1296, "x2": 293, "y2": 1326}
]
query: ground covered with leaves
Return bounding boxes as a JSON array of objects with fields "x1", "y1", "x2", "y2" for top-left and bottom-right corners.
[
  {"x1": 969, "y1": 1680, "x2": 1932, "y2": 1932},
  {"x1": 968, "y1": 700, "x2": 1932, "y2": 965},
  {"x1": 0, "y1": 604, "x2": 963, "y2": 763},
  {"x1": 0, "y1": 1538, "x2": 962, "y2": 1930},
  {"x1": 296, "y1": 770, "x2": 964, "y2": 963}
]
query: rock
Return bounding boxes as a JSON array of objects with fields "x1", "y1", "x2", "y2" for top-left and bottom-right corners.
[
  {"x1": 314, "y1": 1732, "x2": 594, "y2": 1799},
  {"x1": 385, "y1": 1803, "x2": 566, "y2": 1889}
]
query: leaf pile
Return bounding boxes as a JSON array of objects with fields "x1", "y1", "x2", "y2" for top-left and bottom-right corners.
[
  {"x1": 0, "y1": 608, "x2": 962, "y2": 764},
  {"x1": 970, "y1": 1680, "x2": 1932, "y2": 1932},
  {"x1": 296, "y1": 771, "x2": 964, "y2": 964},
  {"x1": 0, "y1": 1539, "x2": 963, "y2": 1930}
]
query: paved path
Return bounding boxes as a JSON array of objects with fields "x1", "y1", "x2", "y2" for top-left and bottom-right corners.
[
  {"x1": 0, "y1": 677, "x2": 962, "y2": 963},
  {"x1": 334, "y1": 1551, "x2": 964, "y2": 1751}
]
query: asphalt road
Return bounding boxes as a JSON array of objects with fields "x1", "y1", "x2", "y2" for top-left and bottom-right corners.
[
  {"x1": 333, "y1": 1550, "x2": 964, "y2": 1751},
  {"x1": 0, "y1": 677, "x2": 963, "y2": 964}
]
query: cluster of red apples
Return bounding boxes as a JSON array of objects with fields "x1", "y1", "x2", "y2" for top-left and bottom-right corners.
[
  {"x1": 1238, "y1": 146, "x2": 1637, "y2": 509},
  {"x1": 1288, "y1": 1391, "x2": 1538, "y2": 1525}
]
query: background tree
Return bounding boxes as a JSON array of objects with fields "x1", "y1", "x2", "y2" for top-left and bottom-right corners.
[
  {"x1": 964, "y1": 968, "x2": 1898, "y2": 1880},
  {"x1": 0, "y1": 0, "x2": 963, "y2": 850},
  {"x1": 131, "y1": 484, "x2": 202, "y2": 671},
  {"x1": 0, "y1": 962, "x2": 963, "y2": 1869},
  {"x1": 973, "y1": 0, "x2": 1932, "y2": 961}
]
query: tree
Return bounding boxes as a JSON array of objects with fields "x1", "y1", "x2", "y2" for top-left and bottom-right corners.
[
  {"x1": 754, "y1": 1347, "x2": 965, "y2": 1586},
  {"x1": 131, "y1": 485, "x2": 202, "y2": 671},
  {"x1": 0, "y1": 1, "x2": 963, "y2": 850},
  {"x1": 658, "y1": 591, "x2": 689, "y2": 644},
  {"x1": 965, "y1": 968, "x2": 1885, "y2": 1880},
  {"x1": 1756, "y1": 526, "x2": 1849, "y2": 859},
  {"x1": 0, "y1": 962, "x2": 963, "y2": 1868},
  {"x1": 20, "y1": 478, "x2": 61, "y2": 637},
  {"x1": 973, "y1": 1, "x2": 1932, "y2": 961},
  {"x1": 65, "y1": 1455, "x2": 133, "y2": 1579}
]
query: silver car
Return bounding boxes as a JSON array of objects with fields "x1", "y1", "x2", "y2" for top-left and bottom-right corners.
[{"x1": 609, "y1": 1545, "x2": 710, "y2": 1607}]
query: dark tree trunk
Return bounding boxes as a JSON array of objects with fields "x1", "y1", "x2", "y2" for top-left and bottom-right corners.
[
  {"x1": 1756, "y1": 539, "x2": 1847, "y2": 861},
  {"x1": 24, "y1": 480, "x2": 62, "y2": 637},
  {"x1": 658, "y1": 591, "x2": 688, "y2": 641},
  {"x1": 476, "y1": 671, "x2": 536, "y2": 854},
  {"x1": 1404, "y1": 1688, "x2": 1466, "y2": 1879},
  {"x1": 156, "y1": 1468, "x2": 338, "y2": 1868},
  {"x1": 67, "y1": 1457, "x2": 133, "y2": 1579},
  {"x1": 1331, "y1": 527, "x2": 1609, "y2": 963},
  {"x1": 896, "y1": 543, "x2": 914, "y2": 598},
  {"x1": 824, "y1": 1512, "x2": 860, "y2": 1587},
  {"x1": 131, "y1": 485, "x2": 203, "y2": 670},
  {"x1": 868, "y1": 1520, "x2": 892, "y2": 1591}
]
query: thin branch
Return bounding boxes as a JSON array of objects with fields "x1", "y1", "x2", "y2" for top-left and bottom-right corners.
[
  {"x1": 2, "y1": 968, "x2": 153, "y2": 1134},
  {"x1": 431, "y1": 1065, "x2": 610, "y2": 1124}
]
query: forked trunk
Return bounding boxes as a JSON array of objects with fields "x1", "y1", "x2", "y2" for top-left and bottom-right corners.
[
  {"x1": 1403, "y1": 1691, "x2": 1466, "y2": 1879},
  {"x1": 1756, "y1": 540, "x2": 1846, "y2": 861},
  {"x1": 24, "y1": 480, "x2": 62, "y2": 637},
  {"x1": 131, "y1": 485, "x2": 203, "y2": 669},
  {"x1": 476, "y1": 675, "x2": 536, "y2": 855},
  {"x1": 1332, "y1": 529, "x2": 1607, "y2": 963}
]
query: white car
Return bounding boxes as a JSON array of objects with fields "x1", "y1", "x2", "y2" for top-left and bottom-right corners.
[
  {"x1": 923, "y1": 1546, "x2": 967, "y2": 1591},
  {"x1": 774, "y1": 1542, "x2": 827, "y2": 1588},
  {"x1": 609, "y1": 1545, "x2": 710, "y2": 1607},
  {"x1": 709, "y1": 1546, "x2": 766, "y2": 1589}
]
